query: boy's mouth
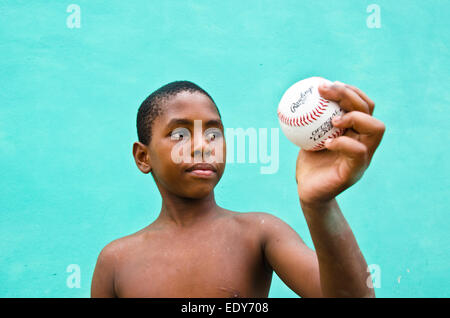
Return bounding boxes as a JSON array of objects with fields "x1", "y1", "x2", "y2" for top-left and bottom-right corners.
[
  {"x1": 188, "y1": 169, "x2": 216, "y2": 177},
  {"x1": 185, "y1": 163, "x2": 217, "y2": 178}
]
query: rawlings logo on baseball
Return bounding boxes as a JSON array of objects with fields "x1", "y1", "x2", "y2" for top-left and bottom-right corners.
[
  {"x1": 290, "y1": 86, "x2": 313, "y2": 113},
  {"x1": 277, "y1": 77, "x2": 347, "y2": 151}
]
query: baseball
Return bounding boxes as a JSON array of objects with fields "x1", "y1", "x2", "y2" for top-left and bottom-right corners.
[{"x1": 277, "y1": 77, "x2": 347, "y2": 151}]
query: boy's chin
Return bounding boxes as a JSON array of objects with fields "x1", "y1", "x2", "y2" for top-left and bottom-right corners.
[{"x1": 182, "y1": 186, "x2": 215, "y2": 199}]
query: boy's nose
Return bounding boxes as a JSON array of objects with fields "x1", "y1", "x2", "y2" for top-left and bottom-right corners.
[{"x1": 192, "y1": 134, "x2": 211, "y2": 160}]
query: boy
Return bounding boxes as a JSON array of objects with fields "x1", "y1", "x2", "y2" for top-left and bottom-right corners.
[{"x1": 91, "y1": 80, "x2": 385, "y2": 297}]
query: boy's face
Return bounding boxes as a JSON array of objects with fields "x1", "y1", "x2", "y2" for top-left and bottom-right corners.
[{"x1": 134, "y1": 91, "x2": 226, "y2": 199}]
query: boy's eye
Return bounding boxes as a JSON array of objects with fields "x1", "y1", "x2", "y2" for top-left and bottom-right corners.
[
  {"x1": 207, "y1": 132, "x2": 216, "y2": 141},
  {"x1": 170, "y1": 128, "x2": 191, "y2": 141},
  {"x1": 205, "y1": 128, "x2": 223, "y2": 142}
]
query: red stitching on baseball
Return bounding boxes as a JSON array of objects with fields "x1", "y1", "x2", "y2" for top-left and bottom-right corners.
[
  {"x1": 316, "y1": 105, "x2": 325, "y2": 113},
  {"x1": 278, "y1": 98, "x2": 332, "y2": 127},
  {"x1": 311, "y1": 140, "x2": 326, "y2": 150}
]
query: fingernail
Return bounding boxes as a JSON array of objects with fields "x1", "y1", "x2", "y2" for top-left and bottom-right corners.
[
  {"x1": 325, "y1": 138, "x2": 333, "y2": 146},
  {"x1": 321, "y1": 83, "x2": 330, "y2": 89},
  {"x1": 333, "y1": 116, "x2": 341, "y2": 123}
]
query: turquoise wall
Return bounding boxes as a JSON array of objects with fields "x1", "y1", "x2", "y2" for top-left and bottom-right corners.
[{"x1": 1, "y1": 0, "x2": 448, "y2": 297}]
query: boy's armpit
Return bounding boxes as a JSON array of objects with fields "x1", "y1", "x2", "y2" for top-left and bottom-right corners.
[
  {"x1": 91, "y1": 242, "x2": 118, "y2": 298},
  {"x1": 256, "y1": 212, "x2": 323, "y2": 297}
]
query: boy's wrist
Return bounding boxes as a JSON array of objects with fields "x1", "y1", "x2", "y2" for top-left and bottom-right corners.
[
  {"x1": 300, "y1": 197, "x2": 335, "y2": 208},
  {"x1": 300, "y1": 197, "x2": 337, "y2": 218}
]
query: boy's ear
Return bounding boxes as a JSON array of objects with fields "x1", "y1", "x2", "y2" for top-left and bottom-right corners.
[{"x1": 132, "y1": 142, "x2": 152, "y2": 174}]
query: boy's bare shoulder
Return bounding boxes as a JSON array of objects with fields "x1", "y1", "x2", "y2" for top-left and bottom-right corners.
[
  {"x1": 229, "y1": 210, "x2": 287, "y2": 225},
  {"x1": 229, "y1": 210, "x2": 302, "y2": 242},
  {"x1": 96, "y1": 228, "x2": 149, "y2": 263},
  {"x1": 226, "y1": 210, "x2": 291, "y2": 234}
]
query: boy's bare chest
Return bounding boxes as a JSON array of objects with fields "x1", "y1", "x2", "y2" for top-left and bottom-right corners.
[{"x1": 114, "y1": 230, "x2": 271, "y2": 297}]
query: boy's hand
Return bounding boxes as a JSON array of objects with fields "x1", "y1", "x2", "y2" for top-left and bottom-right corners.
[{"x1": 296, "y1": 81, "x2": 386, "y2": 206}]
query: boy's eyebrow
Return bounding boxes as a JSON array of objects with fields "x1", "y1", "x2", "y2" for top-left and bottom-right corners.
[{"x1": 166, "y1": 118, "x2": 223, "y2": 128}]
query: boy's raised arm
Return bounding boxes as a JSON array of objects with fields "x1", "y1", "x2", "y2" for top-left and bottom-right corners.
[{"x1": 265, "y1": 81, "x2": 385, "y2": 297}]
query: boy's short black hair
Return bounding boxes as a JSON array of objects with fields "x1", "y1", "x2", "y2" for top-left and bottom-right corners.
[{"x1": 137, "y1": 80, "x2": 221, "y2": 146}]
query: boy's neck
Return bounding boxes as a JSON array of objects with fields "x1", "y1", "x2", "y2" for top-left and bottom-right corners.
[{"x1": 155, "y1": 190, "x2": 222, "y2": 229}]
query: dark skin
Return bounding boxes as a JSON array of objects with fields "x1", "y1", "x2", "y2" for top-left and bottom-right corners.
[{"x1": 91, "y1": 84, "x2": 385, "y2": 298}]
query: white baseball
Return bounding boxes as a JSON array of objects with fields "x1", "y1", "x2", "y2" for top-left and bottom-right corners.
[{"x1": 277, "y1": 77, "x2": 347, "y2": 151}]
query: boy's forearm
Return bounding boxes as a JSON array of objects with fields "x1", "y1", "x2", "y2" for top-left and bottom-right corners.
[{"x1": 300, "y1": 198, "x2": 375, "y2": 298}]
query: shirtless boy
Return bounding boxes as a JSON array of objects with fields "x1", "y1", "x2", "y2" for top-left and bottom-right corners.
[{"x1": 91, "y1": 80, "x2": 385, "y2": 297}]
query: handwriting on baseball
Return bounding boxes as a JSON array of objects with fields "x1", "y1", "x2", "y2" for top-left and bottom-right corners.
[
  {"x1": 309, "y1": 110, "x2": 340, "y2": 141},
  {"x1": 290, "y1": 86, "x2": 313, "y2": 113}
]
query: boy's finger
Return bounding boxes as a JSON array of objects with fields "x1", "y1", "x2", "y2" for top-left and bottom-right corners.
[
  {"x1": 343, "y1": 83, "x2": 375, "y2": 115},
  {"x1": 332, "y1": 111, "x2": 385, "y2": 136},
  {"x1": 319, "y1": 82, "x2": 370, "y2": 115},
  {"x1": 324, "y1": 135, "x2": 368, "y2": 163},
  {"x1": 332, "y1": 111, "x2": 386, "y2": 152}
]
